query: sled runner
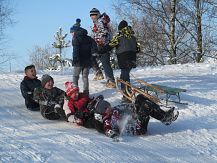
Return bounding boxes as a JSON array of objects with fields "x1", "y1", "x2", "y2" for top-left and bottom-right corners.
[{"x1": 115, "y1": 77, "x2": 160, "y2": 104}]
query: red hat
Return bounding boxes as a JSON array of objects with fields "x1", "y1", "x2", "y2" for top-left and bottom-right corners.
[{"x1": 65, "y1": 81, "x2": 79, "y2": 96}]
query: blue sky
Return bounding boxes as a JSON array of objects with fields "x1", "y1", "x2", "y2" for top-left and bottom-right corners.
[{"x1": 6, "y1": 0, "x2": 114, "y2": 71}]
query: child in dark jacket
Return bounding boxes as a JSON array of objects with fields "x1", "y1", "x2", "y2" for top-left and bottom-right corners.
[
  {"x1": 93, "y1": 94, "x2": 179, "y2": 137},
  {"x1": 20, "y1": 65, "x2": 41, "y2": 111},
  {"x1": 100, "y1": 20, "x2": 140, "y2": 102},
  {"x1": 71, "y1": 20, "x2": 98, "y2": 95},
  {"x1": 33, "y1": 74, "x2": 66, "y2": 120}
]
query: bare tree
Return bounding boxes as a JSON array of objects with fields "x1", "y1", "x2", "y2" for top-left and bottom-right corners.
[
  {"x1": 113, "y1": 0, "x2": 217, "y2": 65},
  {"x1": 0, "y1": 0, "x2": 15, "y2": 68},
  {"x1": 113, "y1": 0, "x2": 182, "y2": 65},
  {"x1": 28, "y1": 44, "x2": 57, "y2": 70}
]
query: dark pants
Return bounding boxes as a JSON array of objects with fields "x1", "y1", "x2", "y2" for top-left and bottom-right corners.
[
  {"x1": 100, "y1": 52, "x2": 114, "y2": 81},
  {"x1": 135, "y1": 94, "x2": 166, "y2": 120},
  {"x1": 120, "y1": 68, "x2": 132, "y2": 91},
  {"x1": 40, "y1": 106, "x2": 61, "y2": 120}
]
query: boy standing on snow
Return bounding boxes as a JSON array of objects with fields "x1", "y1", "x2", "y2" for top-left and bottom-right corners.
[
  {"x1": 33, "y1": 74, "x2": 66, "y2": 120},
  {"x1": 70, "y1": 18, "x2": 104, "y2": 82},
  {"x1": 71, "y1": 19, "x2": 98, "y2": 95},
  {"x1": 99, "y1": 20, "x2": 140, "y2": 103},
  {"x1": 20, "y1": 65, "x2": 41, "y2": 111},
  {"x1": 90, "y1": 8, "x2": 115, "y2": 88}
]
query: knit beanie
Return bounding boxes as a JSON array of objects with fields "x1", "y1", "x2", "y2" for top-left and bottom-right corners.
[
  {"x1": 118, "y1": 20, "x2": 128, "y2": 31},
  {"x1": 70, "y1": 18, "x2": 81, "y2": 33},
  {"x1": 41, "y1": 74, "x2": 53, "y2": 87},
  {"x1": 74, "y1": 18, "x2": 81, "y2": 27},
  {"x1": 90, "y1": 8, "x2": 100, "y2": 16},
  {"x1": 65, "y1": 81, "x2": 79, "y2": 96}
]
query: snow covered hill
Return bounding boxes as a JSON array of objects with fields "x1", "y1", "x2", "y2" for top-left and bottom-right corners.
[{"x1": 0, "y1": 63, "x2": 217, "y2": 163}]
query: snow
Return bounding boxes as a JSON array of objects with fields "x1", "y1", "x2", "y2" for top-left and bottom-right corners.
[{"x1": 1, "y1": 63, "x2": 217, "y2": 162}]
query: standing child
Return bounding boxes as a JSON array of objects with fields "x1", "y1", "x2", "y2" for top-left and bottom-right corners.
[
  {"x1": 71, "y1": 19, "x2": 97, "y2": 95},
  {"x1": 89, "y1": 8, "x2": 115, "y2": 88},
  {"x1": 33, "y1": 74, "x2": 66, "y2": 120},
  {"x1": 20, "y1": 65, "x2": 41, "y2": 111},
  {"x1": 100, "y1": 20, "x2": 140, "y2": 103}
]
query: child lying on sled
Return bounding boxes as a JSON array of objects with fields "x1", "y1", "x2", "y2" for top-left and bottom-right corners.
[
  {"x1": 91, "y1": 94, "x2": 178, "y2": 138},
  {"x1": 63, "y1": 82, "x2": 178, "y2": 138},
  {"x1": 63, "y1": 81, "x2": 123, "y2": 136}
]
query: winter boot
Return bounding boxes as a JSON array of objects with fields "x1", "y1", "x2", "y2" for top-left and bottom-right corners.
[
  {"x1": 105, "y1": 80, "x2": 116, "y2": 88},
  {"x1": 161, "y1": 107, "x2": 179, "y2": 125},
  {"x1": 93, "y1": 70, "x2": 104, "y2": 80}
]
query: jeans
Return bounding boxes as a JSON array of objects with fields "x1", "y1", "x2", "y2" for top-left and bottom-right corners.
[
  {"x1": 73, "y1": 66, "x2": 90, "y2": 91},
  {"x1": 120, "y1": 68, "x2": 131, "y2": 91},
  {"x1": 100, "y1": 52, "x2": 114, "y2": 81}
]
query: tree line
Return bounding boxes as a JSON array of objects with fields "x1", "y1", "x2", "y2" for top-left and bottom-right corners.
[{"x1": 113, "y1": 0, "x2": 217, "y2": 66}]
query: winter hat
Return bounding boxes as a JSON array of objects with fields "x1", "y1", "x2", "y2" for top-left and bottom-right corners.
[
  {"x1": 118, "y1": 20, "x2": 128, "y2": 31},
  {"x1": 90, "y1": 8, "x2": 100, "y2": 16},
  {"x1": 70, "y1": 18, "x2": 81, "y2": 33},
  {"x1": 74, "y1": 18, "x2": 81, "y2": 27},
  {"x1": 41, "y1": 74, "x2": 53, "y2": 87},
  {"x1": 65, "y1": 81, "x2": 79, "y2": 96}
]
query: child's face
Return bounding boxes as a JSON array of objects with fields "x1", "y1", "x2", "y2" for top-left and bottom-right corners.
[
  {"x1": 25, "y1": 68, "x2": 36, "y2": 79},
  {"x1": 70, "y1": 91, "x2": 79, "y2": 101},
  {"x1": 90, "y1": 15, "x2": 98, "y2": 21},
  {"x1": 44, "y1": 80, "x2": 54, "y2": 90}
]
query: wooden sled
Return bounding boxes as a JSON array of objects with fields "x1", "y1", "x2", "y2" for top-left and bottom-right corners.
[
  {"x1": 115, "y1": 77, "x2": 160, "y2": 104},
  {"x1": 136, "y1": 79, "x2": 187, "y2": 105}
]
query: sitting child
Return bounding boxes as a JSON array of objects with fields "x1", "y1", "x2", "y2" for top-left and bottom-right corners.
[
  {"x1": 63, "y1": 82, "x2": 120, "y2": 137},
  {"x1": 33, "y1": 74, "x2": 66, "y2": 120},
  {"x1": 20, "y1": 65, "x2": 41, "y2": 111},
  {"x1": 63, "y1": 81, "x2": 95, "y2": 128}
]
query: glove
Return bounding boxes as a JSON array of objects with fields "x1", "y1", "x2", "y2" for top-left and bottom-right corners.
[
  {"x1": 68, "y1": 115, "x2": 75, "y2": 123},
  {"x1": 41, "y1": 100, "x2": 56, "y2": 107},
  {"x1": 94, "y1": 113, "x2": 103, "y2": 123},
  {"x1": 26, "y1": 91, "x2": 33, "y2": 99},
  {"x1": 92, "y1": 53, "x2": 101, "y2": 57}
]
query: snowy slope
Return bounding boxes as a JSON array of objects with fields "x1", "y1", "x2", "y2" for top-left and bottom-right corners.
[{"x1": 0, "y1": 63, "x2": 217, "y2": 163}]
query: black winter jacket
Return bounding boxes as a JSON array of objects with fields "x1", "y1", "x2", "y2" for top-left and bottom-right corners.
[
  {"x1": 72, "y1": 28, "x2": 97, "y2": 67},
  {"x1": 20, "y1": 76, "x2": 41, "y2": 110},
  {"x1": 108, "y1": 26, "x2": 139, "y2": 69},
  {"x1": 33, "y1": 86, "x2": 66, "y2": 120}
]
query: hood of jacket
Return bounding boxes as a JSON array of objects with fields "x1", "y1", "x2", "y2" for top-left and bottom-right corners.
[{"x1": 119, "y1": 26, "x2": 134, "y2": 39}]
